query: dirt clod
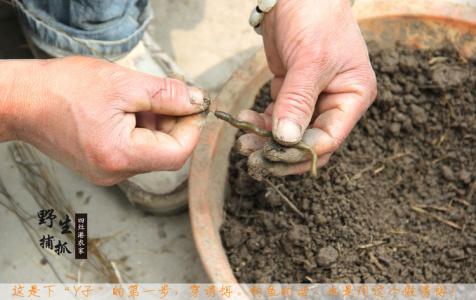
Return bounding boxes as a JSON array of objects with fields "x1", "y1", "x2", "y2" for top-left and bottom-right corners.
[
  {"x1": 317, "y1": 246, "x2": 339, "y2": 267},
  {"x1": 441, "y1": 165, "x2": 455, "y2": 181},
  {"x1": 459, "y1": 169, "x2": 472, "y2": 184}
]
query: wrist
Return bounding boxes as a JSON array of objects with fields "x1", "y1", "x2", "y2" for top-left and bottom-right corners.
[{"x1": 0, "y1": 59, "x2": 50, "y2": 142}]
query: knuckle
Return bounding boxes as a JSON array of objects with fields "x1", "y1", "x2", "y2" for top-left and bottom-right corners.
[
  {"x1": 369, "y1": 71, "x2": 378, "y2": 101},
  {"x1": 155, "y1": 77, "x2": 183, "y2": 101},
  {"x1": 298, "y1": 39, "x2": 335, "y2": 74},
  {"x1": 329, "y1": 134, "x2": 346, "y2": 152},
  {"x1": 310, "y1": 48, "x2": 333, "y2": 71},
  {"x1": 352, "y1": 65, "x2": 378, "y2": 106},
  {"x1": 160, "y1": 77, "x2": 174, "y2": 97}
]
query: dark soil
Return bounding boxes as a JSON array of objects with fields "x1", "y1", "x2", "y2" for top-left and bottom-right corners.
[{"x1": 220, "y1": 44, "x2": 476, "y2": 283}]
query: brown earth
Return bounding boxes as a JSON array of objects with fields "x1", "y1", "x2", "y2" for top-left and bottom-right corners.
[{"x1": 220, "y1": 44, "x2": 476, "y2": 283}]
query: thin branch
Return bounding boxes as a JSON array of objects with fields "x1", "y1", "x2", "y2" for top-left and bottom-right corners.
[
  {"x1": 410, "y1": 205, "x2": 462, "y2": 230},
  {"x1": 264, "y1": 178, "x2": 305, "y2": 219}
]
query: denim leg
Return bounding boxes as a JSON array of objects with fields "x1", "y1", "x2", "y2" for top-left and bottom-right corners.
[{"x1": 14, "y1": 0, "x2": 152, "y2": 59}]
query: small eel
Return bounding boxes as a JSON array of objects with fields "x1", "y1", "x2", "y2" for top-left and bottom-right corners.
[{"x1": 214, "y1": 111, "x2": 318, "y2": 177}]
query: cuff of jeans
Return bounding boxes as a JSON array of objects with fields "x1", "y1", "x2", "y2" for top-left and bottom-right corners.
[{"x1": 15, "y1": 1, "x2": 153, "y2": 60}]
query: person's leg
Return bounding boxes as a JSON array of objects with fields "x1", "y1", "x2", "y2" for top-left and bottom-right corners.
[
  {"x1": 15, "y1": 0, "x2": 152, "y2": 60},
  {"x1": 14, "y1": 0, "x2": 193, "y2": 215}
]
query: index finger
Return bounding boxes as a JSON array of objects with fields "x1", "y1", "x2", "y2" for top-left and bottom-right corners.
[{"x1": 127, "y1": 114, "x2": 206, "y2": 173}]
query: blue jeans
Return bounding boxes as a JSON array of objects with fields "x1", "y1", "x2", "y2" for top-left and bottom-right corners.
[{"x1": 15, "y1": 0, "x2": 152, "y2": 60}]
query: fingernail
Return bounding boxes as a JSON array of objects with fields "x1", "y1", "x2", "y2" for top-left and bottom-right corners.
[
  {"x1": 274, "y1": 118, "x2": 302, "y2": 145},
  {"x1": 189, "y1": 87, "x2": 204, "y2": 104},
  {"x1": 189, "y1": 87, "x2": 210, "y2": 111}
]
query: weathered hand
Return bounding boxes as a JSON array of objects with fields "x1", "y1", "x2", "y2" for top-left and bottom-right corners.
[
  {"x1": 3, "y1": 57, "x2": 207, "y2": 185},
  {"x1": 237, "y1": 0, "x2": 377, "y2": 177}
]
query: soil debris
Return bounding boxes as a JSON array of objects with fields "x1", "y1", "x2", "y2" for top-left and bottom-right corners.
[{"x1": 317, "y1": 246, "x2": 339, "y2": 267}]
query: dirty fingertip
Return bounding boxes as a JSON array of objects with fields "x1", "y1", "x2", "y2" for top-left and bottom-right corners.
[
  {"x1": 273, "y1": 118, "x2": 303, "y2": 146},
  {"x1": 247, "y1": 150, "x2": 271, "y2": 181},
  {"x1": 269, "y1": 162, "x2": 311, "y2": 177},
  {"x1": 247, "y1": 150, "x2": 308, "y2": 180},
  {"x1": 188, "y1": 87, "x2": 210, "y2": 111},
  {"x1": 262, "y1": 140, "x2": 309, "y2": 163}
]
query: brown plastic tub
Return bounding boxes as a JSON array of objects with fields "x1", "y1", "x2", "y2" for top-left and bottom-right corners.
[{"x1": 189, "y1": 0, "x2": 476, "y2": 288}]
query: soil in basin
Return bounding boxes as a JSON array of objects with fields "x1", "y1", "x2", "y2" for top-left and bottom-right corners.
[{"x1": 221, "y1": 44, "x2": 476, "y2": 283}]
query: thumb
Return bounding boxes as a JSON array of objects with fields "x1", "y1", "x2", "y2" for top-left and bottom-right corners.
[
  {"x1": 272, "y1": 64, "x2": 323, "y2": 145},
  {"x1": 128, "y1": 75, "x2": 209, "y2": 116}
]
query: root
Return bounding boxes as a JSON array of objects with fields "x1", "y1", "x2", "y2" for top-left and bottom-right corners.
[
  {"x1": 214, "y1": 111, "x2": 318, "y2": 177},
  {"x1": 351, "y1": 152, "x2": 412, "y2": 181},
  {"x1": 264, "y1": 178, "x2": 305, "y2": 219},
  {"x1": 412, "y1": 203, "x2": 451, "y2": 213},
  {"x1": 410, "y1": 205, "x2": 462, "y2": 230},
  {"x1": 357, "y1": 240, "x2": 386, "y2": 250},
  {"x1": 368, "y1": 251, "x2": 385, "y2": 271}
]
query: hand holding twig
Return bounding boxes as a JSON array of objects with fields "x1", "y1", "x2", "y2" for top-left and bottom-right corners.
[{"x1": 215, "y1": 111, "x2": 318, "y2": 177}]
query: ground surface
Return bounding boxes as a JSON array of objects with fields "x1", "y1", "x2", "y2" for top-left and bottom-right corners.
[{"x1": 221, "y1": 45, "x2": 476, "y2": 283}]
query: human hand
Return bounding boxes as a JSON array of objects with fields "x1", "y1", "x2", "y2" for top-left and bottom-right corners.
[
  {"x1": 6, "y1": 57, "x2": 208, "y2": 185},
  {"x1": 237, "y1": 0, "x2": 377, "y2": 177}
]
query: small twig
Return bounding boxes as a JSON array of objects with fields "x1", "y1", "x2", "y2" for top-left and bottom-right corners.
[
  {"x1": 388, "y1": 229, "x2": 408, "y2": 235},
  {"x1": 413, "y1": 203, "x2": 452, "y2": 213},
  {"x1": 428, "y1": 56, "x2": 448, "y2": 65},
  {"x1": 215, "y1": 111, "x2": 318, "y2": 177},
  {"x1": 351, "y1": 163, "x2": 376, "y2": 181},
  {"x1": 373, "y1": 165, "x2": 385, "y2": 174},
  {"x1": 110, "y1": 261, "x2": 125, "y2": 285},
  {"x1": 467, "y1": 181, "x2": 476, "y2": 203},
  {"x1": 433, "y1": 131, "x2": 448, "y2": 147},
  {"x1": 451, "y1": 256, "x2": 469, "y2": 261},
  {"x1": 453, "y1": 198, "x2": 470, "y2": 207},
  {"x1": 264, "y1": 178, "x2": 305, "y2": 219},
  {"x1": 431, "y1": 156, "x2": 449, "y2": 165},
  {"x1": 368, "y1": 252, "x2": 384, "y2": 271},
  {"x1": 304, "y1": 276, "x2": 314, "y2": 283},
  {"x1": 357, "y1": 240, "x2": 386, "y2": 249},
  {"x1": 410, "y1": 205, "x2": 462, "y2": 230},
  {"x1": 351, "y1": 152, "x2": 411, "y2": 181},
  {"x1": 387, "y1": 152, "x2": 414, "y2": 161}
]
